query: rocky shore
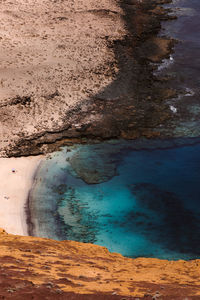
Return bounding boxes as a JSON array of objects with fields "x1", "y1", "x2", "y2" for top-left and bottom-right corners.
[{"x1": 0, "y1": 0, "x2": 176, "y2": 157}]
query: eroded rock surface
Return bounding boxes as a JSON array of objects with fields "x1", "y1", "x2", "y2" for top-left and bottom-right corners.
[{"x1": 0, "y1": 0, "x2": 175, "y2": 157}]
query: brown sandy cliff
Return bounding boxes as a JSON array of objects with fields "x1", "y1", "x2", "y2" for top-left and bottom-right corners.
[{"x1": 0, "y1": 229, "x2": 199, "y2": 299}]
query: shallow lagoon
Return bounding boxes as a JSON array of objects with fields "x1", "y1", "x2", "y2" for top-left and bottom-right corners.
[{"x1": 30, "y1": 139, "x2": 200, "y2": 260}]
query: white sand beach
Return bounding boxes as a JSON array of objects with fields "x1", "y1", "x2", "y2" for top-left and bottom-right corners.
[{"x1": 0, "y1": 156, "x2": 42, "y2": 235}]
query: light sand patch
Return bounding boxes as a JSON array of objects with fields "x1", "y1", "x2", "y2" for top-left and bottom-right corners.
[{"x1": 0, "y1": 155, "x2": 42, "y2": 235}]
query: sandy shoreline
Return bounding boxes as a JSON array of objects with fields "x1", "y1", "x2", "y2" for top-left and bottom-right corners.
[{"x1": 0, "y1": 156, "x2": 42, "y2": 235}]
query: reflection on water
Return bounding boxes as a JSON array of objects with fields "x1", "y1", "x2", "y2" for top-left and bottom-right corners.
[{"x1": 29, "y1": 139, "x2": 200, "y2": 260}]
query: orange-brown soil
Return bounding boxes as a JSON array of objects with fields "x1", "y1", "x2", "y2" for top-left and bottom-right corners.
[{"x1": 0, "y1": 229, "x2": 200, "y2": 299}]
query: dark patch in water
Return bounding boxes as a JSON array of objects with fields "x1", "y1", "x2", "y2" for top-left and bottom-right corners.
[
  {"x1": 56, "y1": 186, "x2": 99, "y2": 243},
  {"x1": 126, "y1": 183, "x2": 200, "y2": 257}
]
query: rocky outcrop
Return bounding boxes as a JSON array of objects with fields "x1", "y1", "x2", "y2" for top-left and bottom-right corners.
[
  {"x1": 0, "y1": 0, "x2": 176, "y2": 157},
  {"x1": 0, "y1": 229, "x2": 199, "y2": 299}
]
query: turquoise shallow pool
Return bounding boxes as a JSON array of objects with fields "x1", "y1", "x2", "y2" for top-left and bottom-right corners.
[{"x1": 29, "y1": 139, "x2": 200, "y2": 260}]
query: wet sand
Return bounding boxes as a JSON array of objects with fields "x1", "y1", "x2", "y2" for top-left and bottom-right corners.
[{"x1": 0, "y1": 156, "x2": 42, "y2": 235}]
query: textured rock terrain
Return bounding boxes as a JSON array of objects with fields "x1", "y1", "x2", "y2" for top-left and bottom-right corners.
[
  {"x1": 0, "y1": 229, "x2": 199, "y2": 299},
  {"x1": 0, "y1": 0, "x2": 175, "y2": 157}
]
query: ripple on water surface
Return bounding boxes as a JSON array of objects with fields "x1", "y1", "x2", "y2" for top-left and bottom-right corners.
[{"x1": 29, "y1": 139, "x2": 200, "y2": 260}]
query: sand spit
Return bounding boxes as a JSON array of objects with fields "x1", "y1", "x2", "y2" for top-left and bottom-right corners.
[
  {"x1": 0, "y1": 156, "x2": 42, "y2": 235},
  {"x1": 0, "y1": 0, "x2": 176, "y2": 157}
]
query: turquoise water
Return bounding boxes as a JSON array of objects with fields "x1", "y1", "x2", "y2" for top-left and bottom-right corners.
[{"x1": 30, "y1": 139, "x2": 200, "y2": 260}]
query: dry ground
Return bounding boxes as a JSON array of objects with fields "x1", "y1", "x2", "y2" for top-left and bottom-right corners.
[
  {"x1": 0, "y1": 229, "x2": 200, "y2": 299},
  {"x1": 0, "y1": 0, "x2": 174, "y2": 157}
]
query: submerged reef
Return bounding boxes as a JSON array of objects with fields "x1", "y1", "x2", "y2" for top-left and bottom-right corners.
[{"x1": 68, "y1": 148, "x2": 118, "y2": 184}]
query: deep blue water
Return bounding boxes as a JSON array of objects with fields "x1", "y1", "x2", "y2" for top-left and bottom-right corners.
[
  {"x1": 30, "y1": 139, "x2": 200, "y2": 260},
  {"x1": 158, "y1": 0, "x2": 200, "y2": 137}
]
